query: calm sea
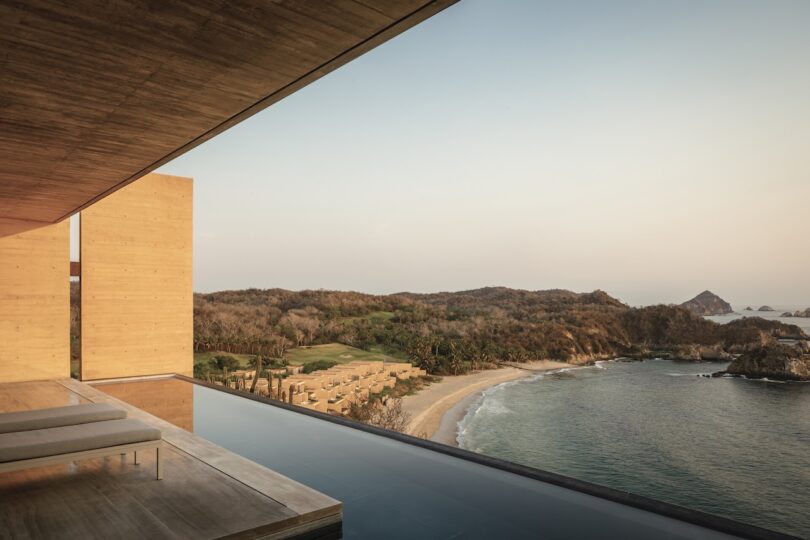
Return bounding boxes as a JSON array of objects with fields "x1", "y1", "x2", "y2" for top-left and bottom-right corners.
[
  {"x1": 705, "y1": 304, "x2": 810, "y2": 335},
  {"x1": 458, "y1": 357, "x2": 810, "y2": 537}
]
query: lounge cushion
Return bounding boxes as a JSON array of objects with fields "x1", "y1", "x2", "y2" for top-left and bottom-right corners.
[
  {"x1": 0, "y1": 403, "x2": 127, "y2": 434},
  {"x1": 0, "y1": 419, "x2": 161, "y2": 463}
]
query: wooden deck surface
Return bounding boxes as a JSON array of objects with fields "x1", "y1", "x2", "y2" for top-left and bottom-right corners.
[{"x1": 0, "y1": 379, "x2": 341, "y2": 540}]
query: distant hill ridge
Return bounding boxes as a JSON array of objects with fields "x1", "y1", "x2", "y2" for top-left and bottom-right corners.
[
  {"x1": 189, "y1": 286, "x2": 807, "y2": 374},
  {"x1": 680, "y1": 290, "x2": 733, "y2": 316}
]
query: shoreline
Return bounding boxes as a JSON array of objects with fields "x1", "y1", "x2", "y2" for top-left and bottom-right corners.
[
  {"x1": 400, "y1": 361, "x2": 570, "y2": 446},
  {"x1": 432, "y1": 390, "x2": 482, "y2": 446}
]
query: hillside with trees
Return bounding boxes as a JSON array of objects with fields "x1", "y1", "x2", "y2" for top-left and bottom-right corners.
[{"x1": 191, "y1": 287, "x2": 807, "y2": 375}]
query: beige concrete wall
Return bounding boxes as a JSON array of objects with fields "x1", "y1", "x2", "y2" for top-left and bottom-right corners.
[
  {"x1": 0, "y1": 221, "x2": 69, "y2": 382},
  {"x1": 81, "y1": 173, "x2": 192, "y2": 380}
]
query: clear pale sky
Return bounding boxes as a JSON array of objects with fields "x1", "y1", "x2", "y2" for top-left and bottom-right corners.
[{"x1": 146, "y1": 0, "x2": 810, "y2": 306}]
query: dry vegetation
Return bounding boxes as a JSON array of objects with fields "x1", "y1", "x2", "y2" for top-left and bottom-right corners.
[
  {"x1": 70, "y1": 283, "x2": 807, "y2": 377},
  {"x1": 191, "y1": 287, "x2": 808, "y2": 375},
  {"x1": 345, "y1": 374, "x2": 437, "y2": 431}
]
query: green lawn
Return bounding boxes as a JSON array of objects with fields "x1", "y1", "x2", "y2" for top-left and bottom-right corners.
[{"x1": 284, "y1": 343, "x2": 401, "y2": 366}]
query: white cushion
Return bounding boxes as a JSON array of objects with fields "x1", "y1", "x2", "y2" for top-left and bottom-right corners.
[
  {"x1": 0, "y1": 419, "x2": 161, "y2": 463},
  {"x1": 0, "y1": 403, "x2": 127, "y2": 434}
]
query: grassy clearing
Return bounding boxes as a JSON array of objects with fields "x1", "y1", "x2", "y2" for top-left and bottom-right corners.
[{"x1": 284, "y1": 343, "x2": 399, "y2": 366}]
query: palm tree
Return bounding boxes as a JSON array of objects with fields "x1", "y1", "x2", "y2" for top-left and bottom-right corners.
[
  {"x1": 470, "y1": 351, "x2": 480, "y2": 372},
  {"x1": 249, "y1": 355, "x2": 263, "y2": 393},
  {"x1": 408, "y1": 338, "x2": 436, "y2": 373},
  {"x1": 449, "y1": 342, "x2": 463, "y2": 375}
]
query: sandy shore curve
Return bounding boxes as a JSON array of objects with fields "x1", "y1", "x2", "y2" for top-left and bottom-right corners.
[{"x1": 401, "y1": 361, "x2": 570, "y2": 446}]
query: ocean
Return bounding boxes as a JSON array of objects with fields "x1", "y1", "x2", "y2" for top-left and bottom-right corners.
[
  {"x1": 458, "y1": 343, "x2": 810, "y2": 537},
  {"x1": 705, "y1": 305, "x2": 810, "y2": 335}
]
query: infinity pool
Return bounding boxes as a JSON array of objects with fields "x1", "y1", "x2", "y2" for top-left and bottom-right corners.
[{"x1": 97, "y1": 377, "x2": 777, "y2": 540}]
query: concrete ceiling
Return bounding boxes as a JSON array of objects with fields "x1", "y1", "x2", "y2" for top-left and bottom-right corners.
[{"x1": 0, "y1": 0, "x2": 456, "y2": 236}]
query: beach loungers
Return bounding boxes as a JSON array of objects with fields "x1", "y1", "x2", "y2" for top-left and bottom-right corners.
[
  {"x1": 0, "y1": 403, "x2": 127, "y2": 434},
  {"x1": 0, "y1": 403, "x2": 163, "y2": 479}
]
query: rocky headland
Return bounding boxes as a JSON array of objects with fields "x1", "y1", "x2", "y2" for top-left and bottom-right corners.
[
  {"x1": 714, "y1": 344, "x2": 810, "y2": 381},
  {"x1": 780, "y1": 308, "x2": 810, "y2": 318},
  {"x1": 619, "y1": 311, "x2": 807, "y2": 362},
  {"x1": 679, "y1": 290, "x2": 733, "y2": 316}
]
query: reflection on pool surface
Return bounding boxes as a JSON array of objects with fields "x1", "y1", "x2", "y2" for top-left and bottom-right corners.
[
  {"x1": 97, "y1": 377, "x2": 195, "y2": 432},
  {"x1": 98, "y1": 377, "x2": 763, "y2": 540}
]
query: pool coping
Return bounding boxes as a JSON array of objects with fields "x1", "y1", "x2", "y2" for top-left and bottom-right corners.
[{"x1": 65, "y1": 377, "x2": 343, "y2": 539}]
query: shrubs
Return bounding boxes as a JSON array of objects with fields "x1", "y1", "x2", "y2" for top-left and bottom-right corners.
[
  {"x1": 207, "y1": 354, "x2": 238, "y2": 373},
  {"x1": 194, "y1": 353, "x2": 242, "y2": 380},
  {"x1": 346, "y1": 376, "x2": 433, "y2": 432},
  {"x1": 302, "y1": 360, "x2": 338, "y2": 374},
  {"x1": 265, "y1": 357, "x2": 288, "y2": 369},
  {"x1": 347, "y1": 397, "x2": 410, "y2": 432}
]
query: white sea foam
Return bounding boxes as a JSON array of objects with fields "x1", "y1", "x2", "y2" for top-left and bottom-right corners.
[
  {"x1": 747, "y1": 377, "x2": 787, "y2": 384},
  {"x1": 457, "y1": 361, "x2": 612, "y2": 447},
  {"x1": 456, "y1": 376, "x2": 518, "y2": 447},
  {"x1": 456, "y1": 393, "x2": 486, "y2": 448},
  {"x1": 479, "y1": 395, "x2": 512, "y2": 415}
]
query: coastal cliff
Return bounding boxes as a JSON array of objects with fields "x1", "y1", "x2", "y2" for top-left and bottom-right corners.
[
  {"x1": 716, "y1": 345, "x2": 810, "y2": 381},
  {"x1": 618, "y1": 309, "x2": 805, "y2": 362},
  {"x1": 680, "y1": 290, "x2": 733, "y2": 316}
]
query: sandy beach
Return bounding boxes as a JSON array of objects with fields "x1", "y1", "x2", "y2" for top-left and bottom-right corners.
[{"x1": 401, "y1": 361, "x2": 570, "y2": 446}]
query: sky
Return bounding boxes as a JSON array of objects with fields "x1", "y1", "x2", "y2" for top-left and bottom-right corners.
[{"x1": 139, "y1": 0, "x2": 810, "y2": 306}]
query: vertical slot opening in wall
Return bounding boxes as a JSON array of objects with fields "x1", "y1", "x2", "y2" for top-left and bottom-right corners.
[{"x1": 70, "y1": 214, "x2": 81, "y2": 379}]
